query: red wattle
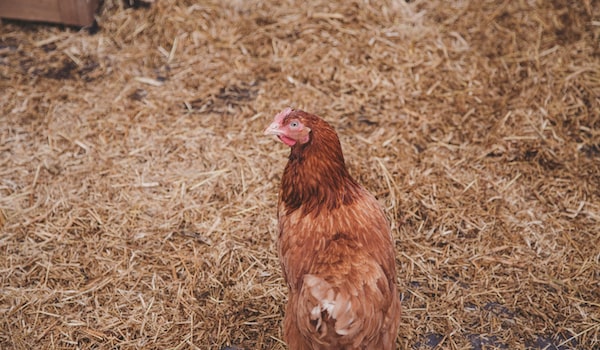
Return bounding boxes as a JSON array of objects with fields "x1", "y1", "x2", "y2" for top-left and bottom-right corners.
[{"x1": 279, "y1": 135, "x2": 297, "y2": 146}]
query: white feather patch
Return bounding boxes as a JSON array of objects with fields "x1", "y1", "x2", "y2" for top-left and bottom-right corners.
[{"x1": 304, "y1": 274, "x2": 357, "y2": 336}]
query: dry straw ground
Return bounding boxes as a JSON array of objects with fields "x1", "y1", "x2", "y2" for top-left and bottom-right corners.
[{"x1": 1, "y1": 0, "x2": 599, "y2": 349}]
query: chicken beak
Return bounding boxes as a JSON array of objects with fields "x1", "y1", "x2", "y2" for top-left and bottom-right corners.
[{"x1": 264, "y1": 122, "x2": 282, "y2": 136}]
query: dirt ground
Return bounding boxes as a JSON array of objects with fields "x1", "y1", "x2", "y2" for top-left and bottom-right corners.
[{"x1": 1, "y1": 0, "x2": 599, "y2": 349}]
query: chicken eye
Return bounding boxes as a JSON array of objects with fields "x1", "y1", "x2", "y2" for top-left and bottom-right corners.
[{"x1": 290, "y1": 121, "x2": 299, "y2": 128}]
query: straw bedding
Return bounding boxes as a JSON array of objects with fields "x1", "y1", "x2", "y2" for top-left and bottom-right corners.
[{"x1": 1, "y1": 0, "x2": 598, "y2": 349}]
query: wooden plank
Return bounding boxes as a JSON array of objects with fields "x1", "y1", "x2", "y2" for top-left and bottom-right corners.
[
  {"x1": 0, "y1": 0, "x2": 99, "y2": 26},
  {"x1": 58, "y1": 0, "x2": 99, "y2": 26}
]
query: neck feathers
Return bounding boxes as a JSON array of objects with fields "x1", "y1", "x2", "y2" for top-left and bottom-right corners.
[{"x1": 280, "y1": 120, "x2": 360, "y2": 216}]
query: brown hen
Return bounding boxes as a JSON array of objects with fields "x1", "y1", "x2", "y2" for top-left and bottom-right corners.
[{"x1": 265, "y1": 108, "x2": 401, "y2": 350}]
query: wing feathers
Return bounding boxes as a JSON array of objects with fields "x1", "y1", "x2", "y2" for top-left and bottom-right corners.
[{"x1": 299, "y1": 259, "x2": 390, "y2": 346}]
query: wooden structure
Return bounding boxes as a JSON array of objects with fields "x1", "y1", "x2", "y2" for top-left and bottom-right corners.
[{"x1": 0, "y1": 0, "x2": 99, "y2": 26}]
